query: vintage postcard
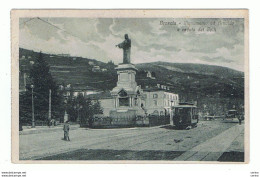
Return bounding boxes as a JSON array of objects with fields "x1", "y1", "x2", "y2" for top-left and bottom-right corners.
[{"x1": 11, "y1": 9, "x2": 249, "y2": 163}]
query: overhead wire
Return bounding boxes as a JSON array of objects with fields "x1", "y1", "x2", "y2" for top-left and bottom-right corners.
[{"x1": 20, "y1": 17, "x2": 115, "y2": 85}]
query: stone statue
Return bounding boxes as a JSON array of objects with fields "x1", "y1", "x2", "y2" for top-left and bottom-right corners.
[{"x1": 116, "y1": 34, "x2": 131, "y2": 64}]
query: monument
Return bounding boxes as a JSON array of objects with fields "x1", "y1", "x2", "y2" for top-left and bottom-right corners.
[
  {"x1": 110, "y1": 34, "x2": 144, "y2": 125},
  {"x1": 116, "y1": 34, "x2": 131, "y2": 64}
]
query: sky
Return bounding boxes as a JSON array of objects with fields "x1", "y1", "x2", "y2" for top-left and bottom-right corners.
[{"x1": 19, "y1": 18, "x2": 244, "y2": 71}]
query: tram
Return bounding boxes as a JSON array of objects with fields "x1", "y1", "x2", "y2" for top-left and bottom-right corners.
[
  {"x1": 223, "y1": 109, "x2": 243, "y2": 123},
  {"x1": 172, "y1": 103, "x2": 199, "y2": 129}
]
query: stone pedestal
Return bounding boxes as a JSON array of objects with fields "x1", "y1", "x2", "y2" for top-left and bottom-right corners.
[
  {"x1": 110, "y1": 64, "x2": 144, "y2": 124},
  {"x1": 64, "y1": 111, "x2": 68, "y2": 122}
]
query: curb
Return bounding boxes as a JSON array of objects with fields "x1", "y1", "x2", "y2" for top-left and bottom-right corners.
[{"x1": 19, "y1": 125, "x2": 80, "y2": 135}]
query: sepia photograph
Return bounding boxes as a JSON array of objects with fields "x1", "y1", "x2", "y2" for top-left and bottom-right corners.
[{"x1": 11, "y1": 10, "x2": 249, "y2": 163}]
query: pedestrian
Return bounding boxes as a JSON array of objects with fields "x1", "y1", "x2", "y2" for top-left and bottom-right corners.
[
  {"x1": 63, "y1": 120, "x2": 70, "y2": 141},
  {"x1": 238, "y1": 116, "x2": 242, "y2": 125},
  {"x1": 48, "y1": 119, "x2": 51, "y2": 128}
]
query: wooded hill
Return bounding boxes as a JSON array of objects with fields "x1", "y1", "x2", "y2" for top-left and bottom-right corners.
[{"x1": 19, "y1": 48, "x2": 244, "y2": 115}]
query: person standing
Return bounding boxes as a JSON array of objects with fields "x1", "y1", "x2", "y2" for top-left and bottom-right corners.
[
  {"x1": 238, "y1": 115, "x2": 242, "y2": 125},
  {"x1": 63, "y1": 121, "x2": 70, "y2": 141}
]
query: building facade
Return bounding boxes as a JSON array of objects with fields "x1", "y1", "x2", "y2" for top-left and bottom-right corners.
[
  {"x1": 142, "y1": 89, "x2": 179, "y2": 116},
  {"x1": 99, "y1": 89, "x2": 179, "y2": 118}
]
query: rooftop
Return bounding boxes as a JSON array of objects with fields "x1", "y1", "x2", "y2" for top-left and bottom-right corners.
[
  {"x1": 143, "y1": 87, "x2": 177, "y2": 94},
  {"x1": 86, "y1": 91, "x2": 113, "y2": 100}
]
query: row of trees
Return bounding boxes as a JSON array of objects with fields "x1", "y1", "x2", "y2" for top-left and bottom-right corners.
[
  {"x1": 65, "y1": 93, "x2": 103, "y2": 126},
  {"x1": 19, "y1": 52, "x2": 102, "y2": 127}
]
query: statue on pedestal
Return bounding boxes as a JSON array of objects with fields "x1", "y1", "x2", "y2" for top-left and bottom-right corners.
[{"x1": 116, "y1": 34, "x2": 131, "y2": 64}]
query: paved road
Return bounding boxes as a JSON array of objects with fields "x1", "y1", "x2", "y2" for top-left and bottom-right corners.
[{"x1": 19, "y1": 120, "x2": 244, "y2": 161}]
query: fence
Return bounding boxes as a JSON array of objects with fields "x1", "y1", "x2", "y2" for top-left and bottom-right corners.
[
  {"x1": 90, "y1": 115, "x2": 170, "y2": 128},
  {"x1": 148, "y1": 115, "x2": 170, "y2": 127}
]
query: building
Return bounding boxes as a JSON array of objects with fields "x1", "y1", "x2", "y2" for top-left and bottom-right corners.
[
  {"x1": 92, "y1": 65, "x2": 101, "y2": 72},
  {"x1": 61, "y1": 85, "x2": 101, "y2": 98},
  {"x1": 91, "y1": 88, "x2": 179, "y2": 118},
  {"x1": 72, "y1": 86, "x2": 101, "y2": 97},
  {"x1": 146, "y1": 71, "x2": 155, "y2": 79},
  {"x1": 142, "y1": 88, "x2": 179, "y2": 117},
  {"x1": 57, "y1": 54, "x2": 70, "y2": 57},
  {"x1": 88, "y1": 88, "x2": 179, "y2": 117},
  {"x1": 86, "y1": 91, "x2": 114, "y2": 116},
  {"x1": 88, "y1": 61, "x2": 95, "y2": 65}
]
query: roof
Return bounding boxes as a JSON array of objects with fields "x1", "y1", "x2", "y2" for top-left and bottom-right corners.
[
  {"x1": 143, "y1": 87, "x2": 177, "y2": 94},
  {"x1": 179, "y1": 102, "x2": 194, "y2": 105},
  {"x1": 86, "y1": 91, "x2": 112, "y2": 100},
  {"x1": 173, "y1": 105, "x2": 197, "y2": 108},
  {"x1": 173, "y1": 102, "x2": 196, "y2": 108},
  {"x1": 72, "y1": 85, "x2": 100, "y2": 91},
  {"x1": 228, "y1": 109, "x2": 237, "y2": 112}
]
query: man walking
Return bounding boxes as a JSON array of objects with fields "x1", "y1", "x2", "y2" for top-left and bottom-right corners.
[{"x1": 63, "y1": 120, "x2": 70, "y2": 141}]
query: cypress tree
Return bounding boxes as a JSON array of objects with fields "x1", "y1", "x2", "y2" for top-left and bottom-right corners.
[{"x1": 27, "y1": 52, "x2": 62, "y2": 122}]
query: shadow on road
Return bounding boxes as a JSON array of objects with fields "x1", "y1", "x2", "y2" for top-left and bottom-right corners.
[
  {"x1": 160, "y1": 125, "x2": 191, "y2": 130},
  {"x1": 218, "y1": 151, "x2": 244, "y2": 162},
  {"x1": 37, "y1": 149, "x2": 186, "y2": 160}
]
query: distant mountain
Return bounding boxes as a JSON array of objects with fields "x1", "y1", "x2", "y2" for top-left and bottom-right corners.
[
  {"x1": 136, "y1": 62, "x2": 243, "y2": 97},
  {"x1": 136, "y1": 61, "x2": 243, "y2": 78},
  {"x1": 19, "y1": 48, "x2": 244, "y2": 114}
]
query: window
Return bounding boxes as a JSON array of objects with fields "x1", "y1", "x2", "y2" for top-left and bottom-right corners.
[
  {"x1": 119, "y1": 97, "x2": 129, "y2": 106},
  {"x1": 134, "y1": 97, "x2": 138, "y2": 106},
  {"x1": 160, "y1": 111, "x2": 164, "y2": 116},
  {"x1": 153, "y1": 94, "x2": 158, "y2": 98},
  {"x1": 153, "y1": 100, "x2": 157, "y2": 106},
  {"x1": 153, "y1": 110, "x2": 159, "y2": 115}
]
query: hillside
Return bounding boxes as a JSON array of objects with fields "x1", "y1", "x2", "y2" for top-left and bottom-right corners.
[
  {"x1": 136, "y1": 62, "x2": 244, "y2": 99},
  {"x1": 19, "y1": 48, "x2": 118, "y2": 91},
  {"x1": 19, "y1": 48, "x2": 244, "y2": 114}
]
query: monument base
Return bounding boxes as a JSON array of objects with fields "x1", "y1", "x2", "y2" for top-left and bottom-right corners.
[{"x1": 109, "y1": 109, "x2": 137, "y2": 126}]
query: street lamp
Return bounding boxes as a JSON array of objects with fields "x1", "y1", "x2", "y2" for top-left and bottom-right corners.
[{"x1": 31, "y1": 84, "x2": 35, "y2": 128}]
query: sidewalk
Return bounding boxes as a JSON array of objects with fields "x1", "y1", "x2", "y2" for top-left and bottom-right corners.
[
  {"x1": 173, "y1": 123, "x2": 244, "y2": 162},
  {"x1": 20, "y1": 124, "x2": 80, "y2": 135}
]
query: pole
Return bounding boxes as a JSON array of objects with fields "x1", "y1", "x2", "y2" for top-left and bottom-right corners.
[
  {"x1": 77, "y1": 107, "x2": 80, "y2": 122},
  {"x1": 48, "y1": 89, "x2": 52, "y2": 121},
  {"x1": 31, "y1": 87, "x2": 35, "y2": 128}
]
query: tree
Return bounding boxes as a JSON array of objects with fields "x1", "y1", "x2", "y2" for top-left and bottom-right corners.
[
  {"x1": 20, "y1": 51, "x2": 63, "y2": 124},
  {"x1": 106, "y1": 60, "x2": 116, "y2": 71},
  {"x1": 66, "y1": 93, "x2": 103, "y2": 127},
  {"x1": 151, "y1": 71, "x2": 156, "y2": 78}
]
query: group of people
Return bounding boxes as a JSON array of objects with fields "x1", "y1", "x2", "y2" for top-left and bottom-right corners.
[{"x1": 48, "y1": 119, "x2": 57, "y2": 127}]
